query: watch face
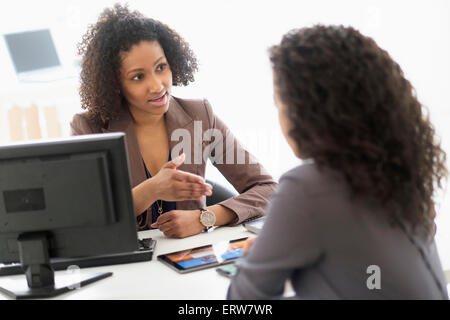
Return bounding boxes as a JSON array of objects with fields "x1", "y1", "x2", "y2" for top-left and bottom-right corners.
[{"x1": 201, "y1": 210, "x2": 215, "y2": 227}]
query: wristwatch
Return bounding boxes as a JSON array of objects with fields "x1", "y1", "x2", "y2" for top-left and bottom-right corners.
[{"x1": 199, "y1": 208, "x2": 216, "y2": 231}]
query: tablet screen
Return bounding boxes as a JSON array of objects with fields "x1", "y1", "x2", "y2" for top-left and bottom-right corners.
[{"x1": 157, "y1": 237, "x2": 248, "y2": 273}]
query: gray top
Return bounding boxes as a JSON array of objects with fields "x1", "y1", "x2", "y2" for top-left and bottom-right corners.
[{"x1": 227, "y1": 163, "x2": 449, "y2": 300}]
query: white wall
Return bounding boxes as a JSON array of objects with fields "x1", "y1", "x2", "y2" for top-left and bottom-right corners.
[{"x1": 1, "y1": 0, "x2": 449, "y2": 271}]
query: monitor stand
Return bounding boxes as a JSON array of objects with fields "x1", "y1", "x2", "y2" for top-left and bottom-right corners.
[{"x1": 0, "y1": 232, "x2": 112, "y2": 299}]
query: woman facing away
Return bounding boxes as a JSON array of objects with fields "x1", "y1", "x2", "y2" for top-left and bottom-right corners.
[
  {"x1": 228, "y1": 25, "x2": 448, "y2": 299},
  {"x1": 70, "y1": 4, "x2": 276, "y2": 238}
]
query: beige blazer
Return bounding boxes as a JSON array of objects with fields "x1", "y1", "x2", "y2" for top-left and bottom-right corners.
[{"x1": 70, "y1": 96, "x2": 277, "y2": 230}]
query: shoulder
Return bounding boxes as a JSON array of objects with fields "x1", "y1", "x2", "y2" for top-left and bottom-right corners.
[
  {"x1": 70, "y1": 111, "x2": 101, "y2": 135},
  {"x1": 172, "y1": 96, "x2": 214, "y2": 123},
  {"x1": 279, "y1": 163, "x2": 346, "y2": 198}
]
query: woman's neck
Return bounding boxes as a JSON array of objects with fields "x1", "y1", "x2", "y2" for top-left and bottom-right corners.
[{"x1": 128, "y1": 106, "x2": 166, "y2": 129}]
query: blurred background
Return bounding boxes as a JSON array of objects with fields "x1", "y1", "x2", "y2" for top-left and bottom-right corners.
[{"x1": 0, "y1": 0, "x2": 449, "y2": 274}]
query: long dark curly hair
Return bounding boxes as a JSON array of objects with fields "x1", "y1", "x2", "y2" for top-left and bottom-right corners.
[
  {"x1": 77, "y1": 3, "x2": 198, "y2": 126},
  {"x1": 269, "y1": 25, "x2": 447, "y2": 237}
]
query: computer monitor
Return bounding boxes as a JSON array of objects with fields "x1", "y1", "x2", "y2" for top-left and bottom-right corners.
[
  {"x1": 0, "y1": 133, "x2": 139, "y2": 299},
  {"x1": 4, "y1": 29, "x2": 61, "y2": 73},
  {"x1": 3, "y1": 29, "x2": 78, "y2": 83}
]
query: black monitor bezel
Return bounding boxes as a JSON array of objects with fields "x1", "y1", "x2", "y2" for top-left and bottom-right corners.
[{"x1": 0, "y1": 133, "x2": 139, "y2": 264}]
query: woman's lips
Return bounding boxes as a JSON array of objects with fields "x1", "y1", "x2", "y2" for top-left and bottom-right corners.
[{"x1": 147, "y1": 93, "x2": 168, "y2": 107}]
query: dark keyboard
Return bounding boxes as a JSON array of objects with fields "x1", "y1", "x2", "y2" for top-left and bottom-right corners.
[
  {"x1": 138, "y1": 238, "x2": 156, "y2": 251},
  {"x1": 0, "y1": 238, "x2": 156, "y2": 276}
]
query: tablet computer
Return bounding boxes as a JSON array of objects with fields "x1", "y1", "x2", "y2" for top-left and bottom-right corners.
[{"x1": 157, "y1": 237, "x2": 248, "y2": 273}]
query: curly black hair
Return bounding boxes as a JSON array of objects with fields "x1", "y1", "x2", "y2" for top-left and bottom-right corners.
[
  {"x1": 77, "y1": 3, "x2": 198, "y2": 126},
  {"x1": 269, "y1": 25, "x2": 447, "y2": 238}
]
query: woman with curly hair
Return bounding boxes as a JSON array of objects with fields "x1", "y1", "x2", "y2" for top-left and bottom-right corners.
[
  {"x1": 228, "y1": 25, "x2": 448, "y2": 299},
  {"x1": 70, "y1": 4, "x2": 276, "y2": 238}
]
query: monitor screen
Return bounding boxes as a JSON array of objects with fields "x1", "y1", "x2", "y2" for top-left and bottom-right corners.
[
  {"x1": 0, "y1": 133, "x2": 139, "y2": 298},
  {"x1": 4, "y1": 29, "x2": 61, "y2": 73}
]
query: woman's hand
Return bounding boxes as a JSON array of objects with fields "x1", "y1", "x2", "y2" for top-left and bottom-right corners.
[
  {"x1": 152, "y1": 153, "x2": 212, "y2": 202},
  {"x1": 132, "y1": 153, "x2": 212, "y2": 215},
  {"x1": 151, "y1": 210, "x2": 204, "y2": 238}
]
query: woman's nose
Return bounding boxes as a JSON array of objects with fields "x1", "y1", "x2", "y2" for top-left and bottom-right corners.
[{"x1": 147, "y1": 75, "x2": 164, "y2": 93}]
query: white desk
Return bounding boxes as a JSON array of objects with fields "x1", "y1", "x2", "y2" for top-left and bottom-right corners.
[{"x1": 0, "y1": 225, "x2": 254, "y2": 300}]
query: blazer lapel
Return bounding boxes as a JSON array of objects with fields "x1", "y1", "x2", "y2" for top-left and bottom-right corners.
[
  {"x1": 101, "y1": 108, "x2": 146, "y2": 188},
  {"x1": 165, "y1": 96, "x2": 194, "y2": 143},
  {"x1": 165, "y1": 97, "x2": 196, "y2": 173},
  {"x1": 165, "y1": 97, "x2": 204, "y2": 211}
]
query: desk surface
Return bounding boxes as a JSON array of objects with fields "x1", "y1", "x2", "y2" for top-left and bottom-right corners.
[
  {"x1": 0, "y1": 225, "x2": 254, "y2": 300},
  {"x1": 1, "y1": 225, "x2": 448, "y2": 300}
]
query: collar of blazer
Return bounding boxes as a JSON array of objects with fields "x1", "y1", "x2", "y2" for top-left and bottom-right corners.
[
  {"x1": 100, "y1": 96, "x2": 193, "y2": 134},
  {"x1": 99, "y1": 96, "x2": 195, "y2": 188}
]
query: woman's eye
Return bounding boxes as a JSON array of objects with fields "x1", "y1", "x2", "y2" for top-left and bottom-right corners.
[
  {"x1": 157, "y1": 63, "x2": 167, "y2": 71},
  {"x1": 131, "y1": 74, "x2": 144, "y2": 81}
]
